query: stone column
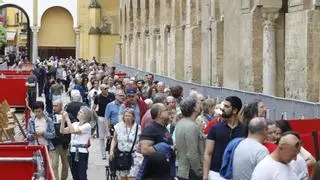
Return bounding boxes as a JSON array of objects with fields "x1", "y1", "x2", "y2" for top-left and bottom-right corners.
[
  {"x1": 31, "y1": 26, "x2": 39, "y2": 64},
  {"x1": 144, "y1": 30, "x2": 150, "y2": 71},
  {"x1": 148, "y1": 28, "x2": 157, "y2": 73},
  {"x1": 74, "y1": 28, "x2": 80, "y2": 59},
  {"x1": 155, "y1": 29, "x2": 162, "y2": 75},
  {"x1": 137, "y1": 32, "x2": 143, "y2": 70},
  {"x1": 115, "y1": 42, "x2": 122, "y2": 64},
  {"x1": 124, "y1": 35, "x2": 130, "y2": 66},
  {"x1": 262, "y1": 11, "x2": 279, "y2": 95},
  {"x1": 129, "y1": 33, "x2": 135, "y2": 67}
]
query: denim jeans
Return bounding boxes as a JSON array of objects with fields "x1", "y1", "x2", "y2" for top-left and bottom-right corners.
[{"x1": 69, "y1": 152, "x2": 89, "y2": 180}]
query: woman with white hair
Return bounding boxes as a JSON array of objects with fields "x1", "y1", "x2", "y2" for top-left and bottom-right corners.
[
  {"x1": 109, "y1": 108, "x2": 141, "y2": 180},
  {"x1": 60, "y1": 106, "x2": 92, "y2": 180}
]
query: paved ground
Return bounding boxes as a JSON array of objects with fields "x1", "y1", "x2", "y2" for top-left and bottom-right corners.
[{"x1": 12, "y1": 93, "x2": 109, "y2": 180}]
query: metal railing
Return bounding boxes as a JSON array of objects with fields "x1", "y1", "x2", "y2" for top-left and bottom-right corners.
[{"x1": 115, "y1": 63, "x2": 320, "y2": 120}]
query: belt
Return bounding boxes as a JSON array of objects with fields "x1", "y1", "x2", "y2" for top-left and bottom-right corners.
[{"x1": 72, "y1": 144, "x2": 88, "y2": 162}]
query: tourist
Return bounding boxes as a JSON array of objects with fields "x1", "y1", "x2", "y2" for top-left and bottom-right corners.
[
  {"x1": 60, "y1": 106, "x2": 92, "y2": 180},
  {"x1": 203, "y1": 96, "x2": 245, "y2": 180},
  {"x1": 27, "y1": 101, "x2": 56, "y2": 151},
  {"x1": 137, "y1": 103, "x2": 175, "y2": 180},
  {"x1": 252, "y1": 132, "x2": 302, "y2": 180},
  {"x1": 92, "y1": 83, "x2": 115, "y2": 160},
  {"x1": 227, "y1": 117, "x2": 268, "y2": 180},
  {"x1": 175, "y1": 96, "x2": 204, "y2": 180},
  {"x1": 109, "y1": 108, "x2": 141, "y2": 180},
  {"x1": 50, "y1": 100, "x2": 70, "y2": 180}
]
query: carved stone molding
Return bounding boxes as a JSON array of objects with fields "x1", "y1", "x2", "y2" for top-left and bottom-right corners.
[
  {"x1": 180, "y1": 24, "x2": 186, "y2": 30},
  {"x1": 165, "y1": 24, "x2": 171, "y2": 33},
  {"x1": 123, "y1": 35, "x2": 127, "y2": 40},
  {"x1": 136, "y1": 31, "x2": 141, "y2": 38},
  {"x1": 88, "y1": 27, "x2": 100, "y2": 35},
  {"x1": 153, "y1": 28, "x2": 160, "y2": 34},
  {"x1": 89, "y1": 0, "x2": 101, "y2": 8},
  {"x1": 262, "y1": 12, "x2": 279, "y2": 31},
  {"x1": 31, "y1": 26, "x2": 40, "y2": 33},
  {"x1": 128, "y1": 33, "x2": 133, "y2": 40},
  {"x1": 74, "y1": 27, "x2": 80, "y2": 34},
  {"x1": 144, "y1": 29, "x2": 149, "y2": 37}
]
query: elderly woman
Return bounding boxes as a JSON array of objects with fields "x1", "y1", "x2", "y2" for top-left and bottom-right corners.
[
  {"x1": 195, "y1": 98, "x2": 216, "y2": 131},
  {"x1": 60, "y1": 106, "x2": 92, "y2": 180},
  {"x1": 110, "y1": 108, "x2": 141, "y2": 180},
  {"x1": 27, "y1": 101, "x2": 56, "y2": 150}
]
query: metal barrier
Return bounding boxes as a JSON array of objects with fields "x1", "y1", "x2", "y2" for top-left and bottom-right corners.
[{"x1": 115, "y1": 63, "x2": 320, "y2": 120}]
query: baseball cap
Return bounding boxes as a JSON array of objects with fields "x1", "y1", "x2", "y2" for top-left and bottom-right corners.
[{"x1": 127, "y1": 88, "x2": 137, "y2": 95}]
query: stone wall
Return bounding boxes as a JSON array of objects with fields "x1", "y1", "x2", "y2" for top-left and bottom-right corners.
[{"x1": 119, "y1": 0, "x2": 320, "y2": 102}]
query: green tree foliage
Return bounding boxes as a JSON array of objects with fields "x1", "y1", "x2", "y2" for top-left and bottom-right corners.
[{"x1": 0, "y1": 25, "x2": 6, "y2": 48}]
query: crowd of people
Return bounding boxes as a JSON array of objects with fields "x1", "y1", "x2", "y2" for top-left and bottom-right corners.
[{"x1": 24, "y1": 56, "x2": 320, "y2": 180}]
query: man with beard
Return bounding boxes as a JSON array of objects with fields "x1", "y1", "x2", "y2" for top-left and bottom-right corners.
[
  {"x1": 203, "y1": 96, "x2": 246, "y2": 180},
  {"x1": 175, "y1": 96, "x2": 204, "y2": 180}
]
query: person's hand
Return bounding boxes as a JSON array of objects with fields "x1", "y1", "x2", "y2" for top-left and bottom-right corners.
[
  {"x1": 34, "y1": 131, "x2": 43, "y2": 138},
  {"x1": 62, "y1": 111, "x2": 68, "y2": 118},
  {"x1": 109, "y1": 151, "x2": 114, "y2": 160}
]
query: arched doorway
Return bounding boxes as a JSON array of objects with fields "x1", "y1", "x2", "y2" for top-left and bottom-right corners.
[
  {"x1": 0, "y1": 4, "x2": 31, "y2": 62},
  {"x1": 38, "y1": 6, "x2": 75, "y2": 59}
]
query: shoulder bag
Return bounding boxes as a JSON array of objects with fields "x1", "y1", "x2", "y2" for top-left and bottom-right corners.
[{"x1": 112, "y1": 123, "x2": 139, "y2": 171}]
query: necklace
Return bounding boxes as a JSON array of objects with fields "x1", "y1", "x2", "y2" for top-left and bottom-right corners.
[{"x1": 125, "y1": 124, "x2": 133, "y2": 142}]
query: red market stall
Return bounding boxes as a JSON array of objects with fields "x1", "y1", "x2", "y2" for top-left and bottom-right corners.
[
  {"x1": 288, "y1": 119, "x2": 320, "y2": 158},
  {"x1": 288, "y1": 119, "x2": 320, "y2": 175},
  {"x1": 0, "y1": 143, "x2": 55, "y2": 180},
  {"x1": 0, "y1": 70, "x2": 30, "y2": 107}
]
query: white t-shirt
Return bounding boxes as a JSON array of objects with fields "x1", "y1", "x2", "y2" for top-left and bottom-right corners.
[
  {"x1": 289, "y1": 155, "x2": 309, "y2": 180},
  {"x1": 88, "y1": 88, "x2": 101, "y2": 108},
  {"x1": 251, "y1": 155, "x2": 299, "y2": 180},
  {"x1": 70, "y1": 122, "x2": 91, "y2": 153},
  {"x1": 35, "y1": 117, "x2": 47, "y2": 145}
]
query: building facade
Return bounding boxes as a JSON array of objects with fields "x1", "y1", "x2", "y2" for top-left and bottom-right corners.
[
  {"x1": 0, "y1": 0, "x2": 120, "y2": 64},
  {"x1": 1, "y1": 7, "x2": 28, "y2": 56},
  {"x1": 119, "y1": 0, "x2": 320, "y2": 102}
]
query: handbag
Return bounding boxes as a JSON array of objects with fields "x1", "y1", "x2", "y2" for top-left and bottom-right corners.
[{"x1": 112, "y1": 123, "x2": 139, "y2": 171}]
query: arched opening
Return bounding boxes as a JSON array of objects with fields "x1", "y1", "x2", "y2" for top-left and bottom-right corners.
[
  {"x1": 38, "y1": 6, "x2": 75, "y2": 59},
  {"x1": 0, "y1": 4, "x2": 31, "y2": 62}
]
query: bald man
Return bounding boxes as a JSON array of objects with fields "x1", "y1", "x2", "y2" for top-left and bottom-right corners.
[
  {"x1": 252, "y1": 132, "x2": 301, "y2": 180},
  {"x1": 231, "y1": 117, "x2": 269, "y2": 180}
]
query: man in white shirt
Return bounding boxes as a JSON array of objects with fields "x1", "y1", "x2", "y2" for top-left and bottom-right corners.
[
  {"x1": 252, "y1": 131, "x2": 302, "y2": 180},
  {"x1": 88, "y1": 79, "x2": 101, "y2": 108}
]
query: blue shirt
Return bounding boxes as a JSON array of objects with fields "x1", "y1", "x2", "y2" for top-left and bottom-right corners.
[
  {"x1": 105, "y1": 100, "x2": 122, "y2": 125},
  {"x1": 207, "y1": 120, "x2": 245, "y2": 172},
  {"x1": 118, "y1": 103, "x2": 141, "y2": 124}
]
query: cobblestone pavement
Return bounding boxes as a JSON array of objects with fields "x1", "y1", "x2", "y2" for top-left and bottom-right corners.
[{"x1": 12, "y1": 93, "x2": 109, "y2": 180}]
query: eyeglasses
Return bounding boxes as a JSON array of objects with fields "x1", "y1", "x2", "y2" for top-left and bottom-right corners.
[{"x1": 117, "y1": 94, "x2": 125, "y2": 97}]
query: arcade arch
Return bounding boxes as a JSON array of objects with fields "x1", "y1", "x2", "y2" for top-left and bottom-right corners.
[{"x1": 38, "y1": 6, "x2": 75, "y2": 59}]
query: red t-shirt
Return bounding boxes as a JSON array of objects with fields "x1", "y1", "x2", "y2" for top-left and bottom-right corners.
[
  {"x1": 263, "y1": 142, "x2": 277, "y2": 153},
  {"x1": 204, "y1": 117, "x2": 221, "y2": 134}
]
